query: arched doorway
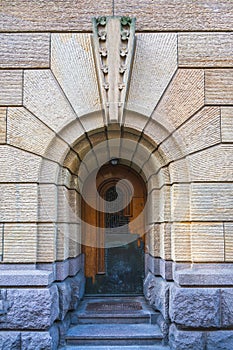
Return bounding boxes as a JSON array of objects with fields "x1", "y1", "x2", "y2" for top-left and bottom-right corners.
[{"x1": 82, "y1": 163, "x2": 147, "y2": 295}]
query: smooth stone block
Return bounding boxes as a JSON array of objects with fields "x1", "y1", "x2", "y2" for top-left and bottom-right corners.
[
  {"x1": 0, "y1": 270, "x2": 54, "y2": 286},
  {"x1": 174, "y1": 268, "x2": 233, "y2": 287}
]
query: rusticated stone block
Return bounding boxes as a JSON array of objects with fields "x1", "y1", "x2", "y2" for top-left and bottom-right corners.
[
  {"x1": 144, "y1": 272, "x2": 156, "y2": 303},
  {"x1": 144, "y1": 273, "x2": 169, "y2": 320},
  {"x1": 21, "y1": 326, "x2": 59, "y2": 350},
  {"x1": 169, "y1": 324, "x2": 205, "y2": 350},
  {"x1": 0, "y1": 33, "x2": 50, "y2": 68},
  {"x1": 0, "y1": 332, "x2": 21, "y2": 350},
  {"x1": 1, "y1": 0, "x2": 112, "y2": 32},
  {"x1": 127, "y1": 33, "x2": 177, "y2": 117},
  {"x1": 221, "y1": 289, "x2": 233, "y2": 327},
  {"x1": 115, "y1": 0, "x2": 233, "y2": 31},
  {"x1": 21, "y1": 332, "x2": 52, "y2": 350},
  {"x1": 169, "y1": 285, "x2": 220, "y2": 328},
  {"x1": 0, "y1": 70, "x2": 22, "y2": 106},
  {"x1": 58, "y1": 313, "x2": 71, "y2": 346},
  {"x1": 178, "y1": 33, "x2": 233, "y2": 67},
  {"x1": 1, "y1": 286, "x2": 59, "y2": 330},
  {"x1": 57, "y1": 280, "x2": 72, "y2": 321},
  {"x1": 205, "y1": 69, "x2": 233, "y2": 105},
  {"x1": 206, "y1": 331, "x2": 233, "y2": 350},
  {"x1": 70, "y1": 271, "x2": 85, "y2": 310}
]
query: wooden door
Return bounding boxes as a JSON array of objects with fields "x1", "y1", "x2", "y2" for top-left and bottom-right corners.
[{"x1": 82, "y1": 164, "x2": 146, "y2": 295}]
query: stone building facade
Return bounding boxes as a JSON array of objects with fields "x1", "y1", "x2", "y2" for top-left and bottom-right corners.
[{"x1": 0, "y1": 1, "x2": 233, "y2": 349}]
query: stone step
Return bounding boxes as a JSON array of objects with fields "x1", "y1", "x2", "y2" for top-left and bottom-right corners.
[
  {"x1": 61, "y1": 345, "x2": 171, "y2": 350},
  {"x1": 72, "y1": 310, "x2": 158, "y2": 325},
  {"x1": 66, "y1": 324, "x2": 164, "y2": 346},
  {"x1": 71, "y1": 296, "x2": 158, "y2": 325}
]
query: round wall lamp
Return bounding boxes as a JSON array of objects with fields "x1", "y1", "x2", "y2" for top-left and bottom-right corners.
[{"x1": 110, "y1": 158, "x2": 119, "y2": 166}]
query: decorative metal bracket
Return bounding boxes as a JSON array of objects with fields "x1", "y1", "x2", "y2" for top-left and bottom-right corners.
[{"x1": 92, "y1": 16, "x2": 136, "y2": 125}]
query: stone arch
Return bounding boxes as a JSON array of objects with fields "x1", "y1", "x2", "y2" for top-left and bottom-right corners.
[{"x1": 37, "y1": 111, "x2": 191, "y2": 276}]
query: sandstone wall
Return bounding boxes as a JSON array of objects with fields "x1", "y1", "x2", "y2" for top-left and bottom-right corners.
[{"x1": 0, "y1": 1, "x2": 232, "y2": 265}]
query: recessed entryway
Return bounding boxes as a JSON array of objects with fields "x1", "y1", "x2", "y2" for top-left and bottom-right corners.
[{"x1": 82, "y1": 163, "x2": 147, "y2": 295}]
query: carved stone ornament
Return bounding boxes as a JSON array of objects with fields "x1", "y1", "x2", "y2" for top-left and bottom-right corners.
[{"x1": 92, "y1": 16, "x2": 136, "y2": 124}]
